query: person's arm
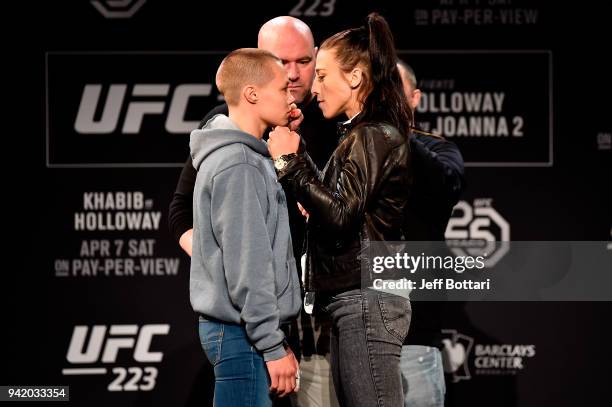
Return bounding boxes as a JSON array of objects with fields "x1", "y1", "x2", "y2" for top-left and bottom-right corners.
[
  {"x1": 410, "y1": 133, "x2": 465, "y2": 205},
  {"x1": 168, "y1": 103, "x2": 230, "y2": 255},
  {"x1": 278, "y1": 127, "x2": 383, "y2": 235},
  {"x1": 168, "y1": 156, "x2": 196, "y2": 254}
]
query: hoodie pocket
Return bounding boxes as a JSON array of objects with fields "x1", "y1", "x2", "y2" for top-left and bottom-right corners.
[
  {"x1": 276, "y1": 258, "x2": 295, "y2": 298},
  {"x1": 277, "y1": 257, "x2": 301, "y2": 321}
]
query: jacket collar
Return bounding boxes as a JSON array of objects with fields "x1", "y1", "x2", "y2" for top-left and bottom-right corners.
[{"x1": 337, "y1": 111, "x2": 364, "y2": 140}]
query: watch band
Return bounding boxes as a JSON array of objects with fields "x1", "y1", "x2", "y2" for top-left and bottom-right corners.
[{"x1": 274, "y1": 153, "x2": 297, "y2": 171}]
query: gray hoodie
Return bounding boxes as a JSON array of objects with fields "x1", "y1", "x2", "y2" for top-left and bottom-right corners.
[{"x1": 189, "y1": 114, "x2": 301, "y2": 361}]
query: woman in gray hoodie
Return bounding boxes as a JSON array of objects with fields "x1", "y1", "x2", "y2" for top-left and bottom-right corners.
[{"x1": 189, "y1": 48, "x2": 302, "y2": 406}]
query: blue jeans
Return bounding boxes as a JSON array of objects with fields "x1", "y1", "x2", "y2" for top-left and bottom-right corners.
[
  {"x1": 198, "y1": 317, "x2": 272, "y2": 407},
  {"x1": 400, "y1": 346, "x2": 445, "y2": 407},
  {"x1": 324, "y1": 289, "x2": 411, "y2": 407}
]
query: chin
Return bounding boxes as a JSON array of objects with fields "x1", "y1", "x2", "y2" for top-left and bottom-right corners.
[
  {"x1": 321, "y1": 108, "x2": 337, "y2": 119},
  {"x1": 318, "y1": 102, "x2": 339, "y2": 119}
]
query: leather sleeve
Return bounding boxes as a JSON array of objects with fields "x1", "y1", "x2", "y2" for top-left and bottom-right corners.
[{"x1": 278, "y1": 125, "x2": 387, "y2": 235}]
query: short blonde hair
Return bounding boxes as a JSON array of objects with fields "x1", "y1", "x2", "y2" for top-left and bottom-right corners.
[{"x1": 215, "y1": 48, "x2": 282, "y2": 105}]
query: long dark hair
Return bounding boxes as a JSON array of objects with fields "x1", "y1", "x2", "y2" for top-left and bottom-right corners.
[{"x1": 320, "y1": 13, "x2": 413, "y2": 135}]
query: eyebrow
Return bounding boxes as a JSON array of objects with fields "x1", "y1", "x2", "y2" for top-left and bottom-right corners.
[
  {"x1": 315, "y1": 68, "x2": 326, "y2": 73},
  {"x1": 281, "y1": 56, "x2": 312, "y2": 64}
]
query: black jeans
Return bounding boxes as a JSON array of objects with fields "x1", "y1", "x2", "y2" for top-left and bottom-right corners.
[{"x1": 323, "y1": 289, "x2": 411, "y2": 407}]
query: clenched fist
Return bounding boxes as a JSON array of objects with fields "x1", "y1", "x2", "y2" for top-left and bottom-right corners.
[{"x1": 268, "y1": 126, "x2": 300, "y2": 160}]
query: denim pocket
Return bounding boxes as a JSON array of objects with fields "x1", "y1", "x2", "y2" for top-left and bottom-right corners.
[
  {"x1": 198, "y1": 320, "x2": 224, "y2": 366},
  {"x1": 378, "y1": 294, "x2": 411, "y2": 342}
]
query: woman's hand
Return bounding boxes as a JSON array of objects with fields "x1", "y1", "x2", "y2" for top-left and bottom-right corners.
[
  {"x1": 297, "y1": 202, "x2": 309, "y2": 221},
  {"x1": 288, "y1": 103, "x2": 304, "y2": 132},
  {"x1": 268, "y1": 126, "x2": 300, "y2": 160}
]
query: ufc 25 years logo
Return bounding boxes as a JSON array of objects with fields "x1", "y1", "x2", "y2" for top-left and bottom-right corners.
[
  {"x1": 63, "y1": 324, "x2": 170, "y2": 392},
  {"x1": 445, "y1": 198, "x2": 510, "y2": 267}
]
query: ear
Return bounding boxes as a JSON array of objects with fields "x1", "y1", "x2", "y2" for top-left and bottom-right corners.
[
  {"x1": 411, "y1": 89, "x2": 422, "y2": 111},
  {"x1": 348, "y1": 67, "x2": 363, "y2": 89},
  {"x1": 313, "y1": 46, "x2": 318, "y2": 57},
  {"x1": 243, "y1": 85, "x2": 258, "y2": 104}
]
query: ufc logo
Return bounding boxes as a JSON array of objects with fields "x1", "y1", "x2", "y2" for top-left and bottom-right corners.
[
  {"x1": 66, "y1": 324, "x2": 170, "y2": 364},
  {"x1": 74, "y1": 84, "x2": 211, "y2": 134}
]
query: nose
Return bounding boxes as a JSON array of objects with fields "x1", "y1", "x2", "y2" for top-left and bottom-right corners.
[
  {"x1": 311, "y1": 79, "x2": 319, "y2": 96},
  {"x1": 285, "y1": 62, "x2": 299, "y2": 81}
]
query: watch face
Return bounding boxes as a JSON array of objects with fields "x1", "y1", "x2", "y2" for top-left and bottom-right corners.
[{"x1": 274, "y1": 159, "x2": 285, "y2": 170}]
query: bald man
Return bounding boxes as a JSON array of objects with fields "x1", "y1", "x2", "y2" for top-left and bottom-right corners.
[
  {"x1": 190, "y1": 48, "x2": 301, "y2": 407},
  {"x1": 258, "y1": 17, "x2": 316, "y2": 111}
]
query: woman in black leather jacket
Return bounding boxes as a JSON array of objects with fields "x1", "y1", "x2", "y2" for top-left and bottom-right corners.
[{"x1": 268, "y1": 13, "x2": 413, "y2": 406}]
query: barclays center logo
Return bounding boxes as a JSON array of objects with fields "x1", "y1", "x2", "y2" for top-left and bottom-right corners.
[
  {"x1": 441, "y1": 329, "x2": 536, "y2": 383},
  {"x1": 441, "y1": 329, "x2": 474, "y2": 383}
]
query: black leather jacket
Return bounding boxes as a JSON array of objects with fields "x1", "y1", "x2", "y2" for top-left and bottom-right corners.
[{"x1": 278, "y1": 117, "x2": 413, "y2": 294}]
